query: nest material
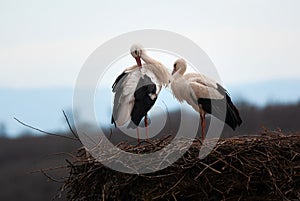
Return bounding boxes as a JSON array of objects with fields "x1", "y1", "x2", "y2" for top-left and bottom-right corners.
[{"x1": 62, "y1": 132, "x2": 300, "y2": 201}]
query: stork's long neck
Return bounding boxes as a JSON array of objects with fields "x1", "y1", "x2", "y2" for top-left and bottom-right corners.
[
  {"x1": 172, "y1": 70, "x2": 186, "y2": 85},
  {"x1": 173, "y1": 71, "x2": 182, "y2": 80},
  {"x1": 172, "y1": 67, "x2": 186, "y2": 81},
  {"x1": 140, "y1": 52, "x2": 171, "y2": 86},
  {"x1": 179, "y1": 66, "x2": 187, "y2": 76},
  {"x1": 141, "y1": 53, "x2": 158, "y2": 64}
]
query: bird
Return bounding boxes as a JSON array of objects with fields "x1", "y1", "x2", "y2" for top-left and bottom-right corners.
[
  {"x1": 170, "y1": 58, "x2": 242, "y2": 140},
  {"x1": 111, "y1": 44, "x2": 171, "y2": 143}
]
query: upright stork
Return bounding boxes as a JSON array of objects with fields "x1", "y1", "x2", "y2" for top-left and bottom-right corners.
[
  {"x1": 111, "y1": 44, "x2": 171, "y2": 143},
  {"x1": 170, "y1": 59, "x2": 242, "y2": 140}
]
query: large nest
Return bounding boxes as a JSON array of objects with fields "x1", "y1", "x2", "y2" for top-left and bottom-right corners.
[{"x1": 61, "y1": 132, "x2": 300, "y2": 201}]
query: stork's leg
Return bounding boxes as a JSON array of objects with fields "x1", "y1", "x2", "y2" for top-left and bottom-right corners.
[
  {"x1": 136, "y1": 128, "x2": 140, "y2": 145},
  {"x1": 200, "y1": 113, "x2": 206, "y2": 141},
  {"x1": 144, "y1": 114, "x2": 149, "y2": 139}
]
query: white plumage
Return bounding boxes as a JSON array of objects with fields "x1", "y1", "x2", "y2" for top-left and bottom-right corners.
[
  {"x1": 170, "y1": 58, "x2": 242, "y2": 140},
  {"x1": 113, "y1": 66, "x2": 141, "y2": 126},
  {"x1": 113, "y1": 62, "x2": 169, "y2": 126},
  {"x1": 111, "y1": 44, "x2": 171, "y2": 143}
]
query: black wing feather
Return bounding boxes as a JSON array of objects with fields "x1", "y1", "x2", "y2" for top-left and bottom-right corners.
[
  {"x1": 198, "y1": 83, "x2": 242, "y2": 130},
  {"x1": 127, "y1": 75, "x2": 157, "y2": 128}
]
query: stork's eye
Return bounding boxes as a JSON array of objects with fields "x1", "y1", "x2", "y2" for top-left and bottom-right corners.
[
  {"x1": 173, "y1": 63, "x2": 177, "y2": 68},
  {"x1": 134, "y1": 50, "x2": 138, "y2": 55}
]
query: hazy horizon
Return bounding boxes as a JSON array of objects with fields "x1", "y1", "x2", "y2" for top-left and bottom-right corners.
[{"x1": 2, "y1": 77, "x2": 300, "y2": 138}]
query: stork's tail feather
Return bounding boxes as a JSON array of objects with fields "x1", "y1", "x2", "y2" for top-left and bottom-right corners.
[{"x1": 225, "y1": 94, "x2": 242, "y2": 130}]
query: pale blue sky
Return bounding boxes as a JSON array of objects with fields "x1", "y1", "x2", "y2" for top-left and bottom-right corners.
[{"x1": 1, "y1": 0, "x2": 300, "y2": 88}]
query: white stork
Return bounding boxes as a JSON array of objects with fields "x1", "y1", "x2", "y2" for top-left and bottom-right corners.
[
  {"x1": 111, "y1": 44, "x2": 171, "y2": 143},
  {"x1": 170, "y1": 59, "x2": 242, "y2": 140}
]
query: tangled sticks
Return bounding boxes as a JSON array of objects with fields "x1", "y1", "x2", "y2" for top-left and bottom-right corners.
[{"x1": 62, "y1": 133, "x2": 300, "y2": 201}]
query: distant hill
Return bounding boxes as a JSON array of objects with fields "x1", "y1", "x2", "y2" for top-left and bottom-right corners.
[
  {"x1": 0, "y1": 135, "x2": 81, "y2": 201},
  {"x1": 1, "y1": 78, "x2": 300, "y2": 137}
]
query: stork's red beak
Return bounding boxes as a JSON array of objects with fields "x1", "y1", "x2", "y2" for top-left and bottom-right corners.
[
  {"x1": 172, "y1": 69, "x2": 176, "y2": 75},
  {"x1": 135, "y1": 57, "x2": 142, "y2": 67}
]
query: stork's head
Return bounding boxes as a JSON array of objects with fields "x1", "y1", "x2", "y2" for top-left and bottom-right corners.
[
  {"x1": 172, "y1": 58, "x2": 187, "y2": 75},
  {"x1": 130, "y1": 44, "x2": 143, "y2": 67}
]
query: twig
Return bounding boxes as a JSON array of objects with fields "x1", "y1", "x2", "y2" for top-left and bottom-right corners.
[
  {"x1": 14, "y1": 117, "x2": 77, "y2": 141},
  {"x1": 62, "y1": 110, "x2": 79, "y2": 140}
]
